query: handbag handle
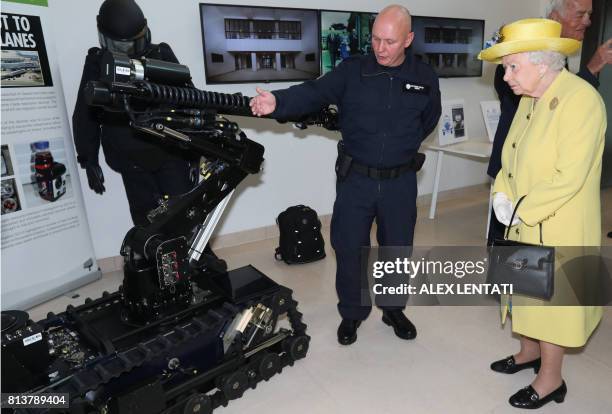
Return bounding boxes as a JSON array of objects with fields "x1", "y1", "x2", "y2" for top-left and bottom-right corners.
[{"x1": 504, "y1": 195, "x2": 543, "y2": 245}]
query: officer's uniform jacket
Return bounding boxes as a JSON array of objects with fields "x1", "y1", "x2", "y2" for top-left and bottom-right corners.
[{"x1": 272, "y1": 51, "x2": 441, "y2": 168}]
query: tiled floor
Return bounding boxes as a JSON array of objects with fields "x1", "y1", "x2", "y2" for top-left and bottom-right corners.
[{"x1": 26, "y1": 185, "x2": 612, "y2": 413}]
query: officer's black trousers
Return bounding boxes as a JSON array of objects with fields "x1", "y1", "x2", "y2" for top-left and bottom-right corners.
[
  {"x1": 331, "y1": 170, "x2": 417, "y2": 321},
  {"x1": 120, "y1": 159, "x2": 195, "y2": 226}
]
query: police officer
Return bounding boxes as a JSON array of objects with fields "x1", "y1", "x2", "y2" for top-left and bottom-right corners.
[
  {"x1": 72, "y1": 0, "x2": 197, "y2": 226},
  {"x1": 251, "y1": 5, "x2": 441, "y2": 345}
]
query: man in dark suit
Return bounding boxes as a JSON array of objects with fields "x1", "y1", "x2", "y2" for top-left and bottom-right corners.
[
  {"x1": 487, "y1": 0, "x2": 611, "y2": 244},
  {"x1": 326, "y1": 27, "x2": 340, "y2": 69}
]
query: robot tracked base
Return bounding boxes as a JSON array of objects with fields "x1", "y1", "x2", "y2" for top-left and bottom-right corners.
[{"x1": 1, "y1": 265, "x2": 310, "y2": 414}]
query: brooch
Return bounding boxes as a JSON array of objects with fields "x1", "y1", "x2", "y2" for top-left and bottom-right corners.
[{"x1": 549, "y1": 97, "x2": 559, "y2": 110}]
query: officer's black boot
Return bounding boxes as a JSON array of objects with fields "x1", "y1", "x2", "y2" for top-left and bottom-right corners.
[
  {"x1": 382, "y1": 310, "x2": 416, "y2": 340},
  {"x1": 337, "y1": 319, "x2": 361, "y2": 345}
]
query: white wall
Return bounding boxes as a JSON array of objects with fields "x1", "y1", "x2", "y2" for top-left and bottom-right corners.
[{"x1": 49, "y1": 0, "x2": 543, "y2": 259}]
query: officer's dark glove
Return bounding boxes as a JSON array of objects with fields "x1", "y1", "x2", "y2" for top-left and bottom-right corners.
[{"x1": 84, "y1": 162, "x2": 105, "y2": 194}]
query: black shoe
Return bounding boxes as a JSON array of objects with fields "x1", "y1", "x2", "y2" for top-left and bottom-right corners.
[
  {"x1": 337, "y1": 319, "x2": 361, "y2": 345},
  {"x1": 490, "y1": 355, "x2": 541, "y2": 374},
  {"x1": 382, "y1": 310, "x2": 416, "y2": 339},
  {"x1": 509, "y1": 381, "x2": 567, "y2": 409}
]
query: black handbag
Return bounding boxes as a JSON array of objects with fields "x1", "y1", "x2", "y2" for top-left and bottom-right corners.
[{"x1": 487, "y1": 195, "x2": 555, "y2": 300}]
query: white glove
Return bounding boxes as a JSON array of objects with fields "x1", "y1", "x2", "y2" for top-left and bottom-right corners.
[{"x1": 492, "y1": 192, "x2": 520, "y2": 227}]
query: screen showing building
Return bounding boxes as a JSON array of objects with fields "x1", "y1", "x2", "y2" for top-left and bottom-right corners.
[
  {"x1": 200, "y1": 4, "x2": 321, "y2": 84},
  {"x1": 411, "y1": 16, "x2": 484, "y2": 78}
]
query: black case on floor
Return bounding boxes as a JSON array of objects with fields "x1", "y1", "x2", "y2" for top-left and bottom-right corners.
[{"x1": 275, "y1": 205, "x2": 326, "y2": 264}]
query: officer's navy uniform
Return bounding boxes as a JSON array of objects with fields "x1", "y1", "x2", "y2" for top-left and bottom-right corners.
[
  {"x1": 272, "y1": 50, "x2": 441, "y2": 320},
  {"x1": 72, "y1": 43, "x2": 196, "y2": 226},
  {"x1": 487, "y1": 64, "x2": 599, "y2": 244}
]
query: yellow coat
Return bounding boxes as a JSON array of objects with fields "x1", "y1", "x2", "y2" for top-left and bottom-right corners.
[{"x1": 493, "y1": 69, "x2": 606, "y2": 347}]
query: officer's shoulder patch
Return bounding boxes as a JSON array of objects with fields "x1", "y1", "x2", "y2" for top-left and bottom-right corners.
[{"x1": 87, "y1": 47, "x2": 102, "y2": 56}]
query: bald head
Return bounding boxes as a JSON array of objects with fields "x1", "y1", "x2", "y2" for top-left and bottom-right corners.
[
  {"x1": 371, "y1": 4, "x2": 414, "y2": 67},
  {"x1": 377, "y1": 5, "x2": 412, "y2": 32}
]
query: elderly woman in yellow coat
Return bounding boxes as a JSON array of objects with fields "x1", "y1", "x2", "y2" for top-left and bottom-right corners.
[{"x1": 479, "y1": 19, "x2": 606, "y2": 409}]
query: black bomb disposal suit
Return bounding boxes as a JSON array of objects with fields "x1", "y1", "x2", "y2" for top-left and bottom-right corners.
[
  {"x1": 72, "y1": 0, "x2": 197, "y2": 226},
  {"x1": 72, "y1": 44, "x2": 197, "y2": 226}
]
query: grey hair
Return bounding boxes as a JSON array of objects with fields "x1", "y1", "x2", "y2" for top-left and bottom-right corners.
[
  {"x1": 546, "y1": 0, "x2": 567, "y2": 18},
  {"x1": 527, "y1": 51, "x2": 566, "y2": 72}
]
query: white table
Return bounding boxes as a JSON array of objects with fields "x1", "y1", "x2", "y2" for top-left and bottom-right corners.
[{"x1": 422, "y1": 141, "x2": 493, "y2": 221}]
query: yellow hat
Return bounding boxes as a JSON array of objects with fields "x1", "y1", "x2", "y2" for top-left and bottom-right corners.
[{"x1": 478, "y1": 18, "x2": 581, "y2": 63}]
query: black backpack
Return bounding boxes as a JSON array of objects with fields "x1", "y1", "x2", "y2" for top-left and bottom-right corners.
[{"x1": 275, "y1": 205, "x2": 326, "y2": 264}]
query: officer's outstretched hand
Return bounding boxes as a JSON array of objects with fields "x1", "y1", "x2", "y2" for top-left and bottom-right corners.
[
  {"x1": 249, "y1": 87, "x2": 276, "y2": 117},
  {"x1": 84, "y1": 162, "x2": 105, "y2": 195}
]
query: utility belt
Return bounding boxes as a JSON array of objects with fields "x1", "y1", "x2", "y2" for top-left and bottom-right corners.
[{"x1": 335, "y1": 141, "x2": 425, "y2": 181}]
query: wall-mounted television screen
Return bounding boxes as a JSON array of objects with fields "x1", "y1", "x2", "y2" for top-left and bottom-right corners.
[
  {"x1": 318, "y1": 12, "x2": 483, "y2": 78},
  {"x1": 320, "y1": 10, "x2": 377, "y2": 75},
  {"x1": 199, "y1": 3, "x2": 321, "y2": 84},
  {"x1": 411, "y1": 16, "x2": 484, "y2": 78}
]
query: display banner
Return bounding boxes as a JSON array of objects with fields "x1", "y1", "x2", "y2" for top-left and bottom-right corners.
[{"x1": 1, "y1": 0, "x2": 100, "y2": 310}]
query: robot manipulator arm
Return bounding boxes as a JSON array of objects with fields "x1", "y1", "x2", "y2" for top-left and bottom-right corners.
[
  {"x1": 83, "y1": 52, "x2": 265, "y2": 286},
  {"x1": 83, "y1": 52, "x2": 327, "y2": 279},
  {"x1": 86, "y1": 51, "x2": 339, "y2": 130}
]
